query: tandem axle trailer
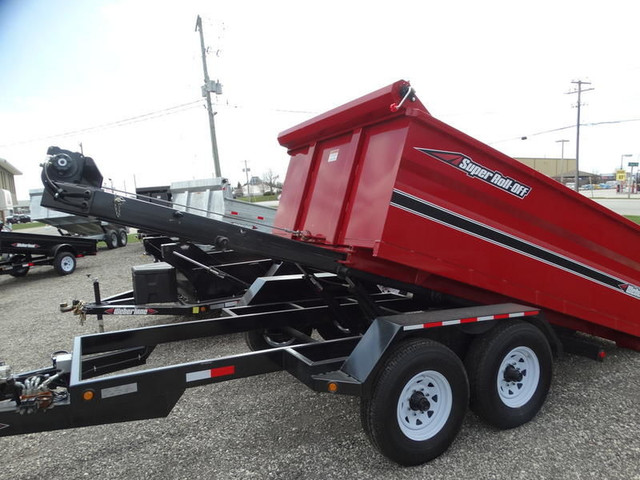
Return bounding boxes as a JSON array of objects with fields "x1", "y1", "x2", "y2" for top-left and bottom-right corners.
[
  {"x1": 0, "y1": 294, "x2": 550, "y2": 467},
  {"x1": 0, "y1": 82, "x2": 638, "y2": 466}
]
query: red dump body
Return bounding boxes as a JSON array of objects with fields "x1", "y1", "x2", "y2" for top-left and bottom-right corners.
[{"x1": 274, "y1": 80, "x2": 640, "y2": 350}]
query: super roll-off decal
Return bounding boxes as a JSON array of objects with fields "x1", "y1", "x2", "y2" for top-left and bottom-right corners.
[{"x1": 415, "y1": 148, "x2": 532, "y2": 199}]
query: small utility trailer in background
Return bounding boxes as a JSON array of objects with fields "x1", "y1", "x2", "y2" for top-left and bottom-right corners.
[
  {"x1": 0, "y1": 231, "x2": 96, "y2": 277},
  {"x1": 0, "y1": 82, "x2": 638, "y2": 466}
]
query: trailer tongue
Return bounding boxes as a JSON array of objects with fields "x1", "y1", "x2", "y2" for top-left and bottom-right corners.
[{"x1": 0, "y1": 81, "x2": 637, "y2": 466}]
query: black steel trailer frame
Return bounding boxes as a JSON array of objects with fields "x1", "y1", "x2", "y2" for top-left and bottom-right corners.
[
  {"x1": 0, "y1": 231, "x2": 97, "y2": 277},
  {"x1": 65, "y1": 237, "x2": 310, "y2": 328},
  {"x1": 0, "y1": 286, "x2": 542, "y2": 435}
]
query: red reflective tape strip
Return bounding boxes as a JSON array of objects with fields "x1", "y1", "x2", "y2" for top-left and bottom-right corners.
[
  {"x1": 257, "y1": 216, "x2": 264, "y2": 220},
  {"x1": 210, "y1": 365, "x2": 235, "y2": 378},
  {"x1": 186, "y1": 365, "x2": 236, "y2": 383},
  {"x1": 231, "y1": 211, "x2": 239, "y2": 215},
  {"x1": 494, "y1": 313, "x2": 510, "y2": 319},
  {"x1": 523, "y1": 310, "x2": 540, "y2": 316},
  {"x1": 423, "y1": 321, "x2": 443, "y2": 328},
  {"x1": 459, "y1": 317, "x2": 477, "y2": 324}
]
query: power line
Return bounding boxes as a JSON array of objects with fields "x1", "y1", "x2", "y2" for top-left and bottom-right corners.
[
  {"x1": 584, "y1": 118, "x2": 640, "y2": 127},
  {"x1": 0, "y1": 99, "x2": 204, "y2": 148},
  {"x1": 0, "y1": 99, "x2": 319, "y2": 149},
  {"x1": 489, "y1": 117, "x2": 640, "y2": 145},
  {"x1": 216, "y1": 102, "x2": 318, "y2": 115},
  {"x1": 490, "y1": 125, "x2": 575, "y2": 144}
]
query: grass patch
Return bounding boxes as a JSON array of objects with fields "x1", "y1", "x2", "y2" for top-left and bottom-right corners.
[
  {"x1": 9, "y1": 222, "x2": 46, "y2": 230},
  {"x1": 625, "y1": 215, "x2": 640, "y2": 224}
]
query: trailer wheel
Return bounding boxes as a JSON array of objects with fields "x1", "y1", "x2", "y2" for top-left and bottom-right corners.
[
  {"x1": 244, "y1": 327, "x2": 313, "y2": 351},
  {"x1": 105, "y1": 230, "x2": 118, "y2": 249},
  {"x1": 361, "y1": 338, "x2": 469, "y2": 466},
  {"x1": 464, "y1": 321, "x2": 552, "y2": 429},
  {"x1": 116, "y1": 229, "x2": 128, "y2": 247},
  {"x1": 9, "y1": 255, "x2": 30, "y2": 277},
  {"x1": 53, "y1": 251, "x2": 76, "y2": 275}
]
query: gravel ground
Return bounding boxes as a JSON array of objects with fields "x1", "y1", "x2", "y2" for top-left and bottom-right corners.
[{"x1": 0, "y1": 241, "x2": 639, "y2": 480}]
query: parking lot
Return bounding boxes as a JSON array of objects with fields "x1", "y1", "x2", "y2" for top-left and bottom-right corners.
[{"x1": 0, "y1": 242, "x2": 639, "y2": 479}]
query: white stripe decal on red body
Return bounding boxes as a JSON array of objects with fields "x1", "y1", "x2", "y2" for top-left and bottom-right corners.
[{"x1": 390, "y1": 189, "x2": 640, "y2": 301}]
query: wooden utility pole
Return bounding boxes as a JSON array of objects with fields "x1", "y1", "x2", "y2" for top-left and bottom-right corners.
[
  {"x1": 243, "y1": 160, "x2": 252, "y2": 201},
  {"x1": 567, "y1": 80, "x2": 594, "y2": 192},
  {"x1": 195, "y1": 15, "x2": 222, "y2": 178}
]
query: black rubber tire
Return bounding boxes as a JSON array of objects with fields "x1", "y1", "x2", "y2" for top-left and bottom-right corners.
[
  {"x1": 53, "y1": 251, "x2": 76, "y2": 275},
  {"x1": 9, "y1": 255, "x2": 30, "y2": 277},
  {"x1": 360, "y1": 397, "x2": 373, "y2": 441},
  {"x1": 244, "y1": 327, "x2": 313, "y2": 351},
  {"x1": 105, "y1": 230, "x2": 118, "y2": 249},
  {"x1": 361, "y1": 338, "x2": 469, "y2": 466},
  {"x1": 117, "y1": 229, "x2": 128, "y2": 247},
  {"x1": 464, "y1": 320, "x2": 553, "y2": 429}
]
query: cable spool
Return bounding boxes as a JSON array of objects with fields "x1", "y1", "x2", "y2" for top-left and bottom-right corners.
[{"x1": 42, "y1": 146, "x2": 104, "y2": 189}]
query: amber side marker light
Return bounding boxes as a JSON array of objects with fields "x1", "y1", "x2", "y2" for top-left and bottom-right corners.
[
  {"x1": 327, "y1": 382, "x2": 338, "y2": 393},
  {"x1": 82, "y1": 390, "x2": 95, "y2": 401}
]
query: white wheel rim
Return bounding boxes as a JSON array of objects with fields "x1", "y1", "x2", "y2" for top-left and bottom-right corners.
[
  {"x1": 60, "y1": 256, "x2": 74, "y2": 272},
  {"x1": 496, "y1": 346, "x2": 540, "y2": 408},
  {"x1": 397, "y1": 370, "x2": 452, "y2": 441}
]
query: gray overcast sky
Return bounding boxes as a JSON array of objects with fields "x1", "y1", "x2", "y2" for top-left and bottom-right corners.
[{"x1": 1, "y1": 0, "x2": 640, "y2": 199}]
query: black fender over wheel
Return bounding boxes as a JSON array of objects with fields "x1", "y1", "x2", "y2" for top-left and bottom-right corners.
[
  {"x1": 53, "y1": 251, "x2": 76, "y2": 275},
  {"x1": 464, "y1": 320, "x2": 553, "y2": 429},
  {"x1": 361, "y1": 338, "x2": 469, "y2": 466}
]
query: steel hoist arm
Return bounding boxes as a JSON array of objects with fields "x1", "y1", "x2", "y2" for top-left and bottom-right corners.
[{"x1": 40, "y1": 179, "x2": 346, "y2": 275}]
